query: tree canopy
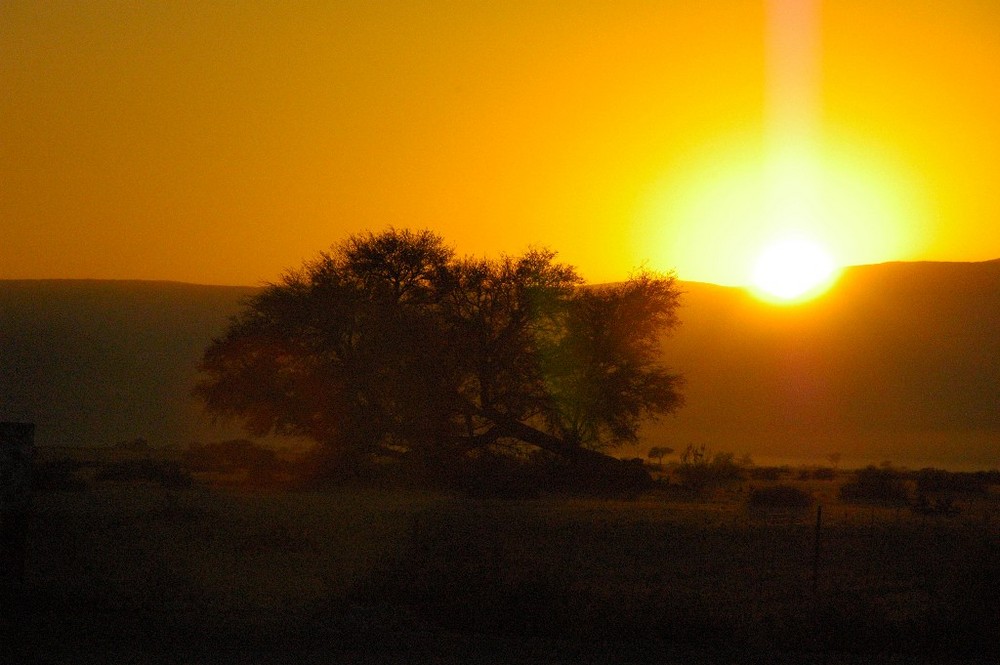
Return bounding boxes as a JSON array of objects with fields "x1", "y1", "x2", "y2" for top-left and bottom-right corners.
[{"x1": 195, "y1": 229, "x2": 683, "y2": 473}]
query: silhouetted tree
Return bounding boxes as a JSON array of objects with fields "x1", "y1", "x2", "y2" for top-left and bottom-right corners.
[
  {"x1": 647, "y1": 446, "x2": 673, "y2": 467},
  {"x1": 195, "y1": 228, "x2": 683, "y2": 477}
]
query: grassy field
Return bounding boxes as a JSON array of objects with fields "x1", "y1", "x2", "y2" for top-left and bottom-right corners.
[{"x1": 5, "y1": 447, "x2": 999, "y2": 663}]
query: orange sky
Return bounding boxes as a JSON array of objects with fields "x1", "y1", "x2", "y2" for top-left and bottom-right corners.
[{"x1": 4, "y1": 1, "x2": 1000, "y2": 286}]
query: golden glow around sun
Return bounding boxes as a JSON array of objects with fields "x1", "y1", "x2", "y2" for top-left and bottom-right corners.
[
  {"x1": 633, "y1": 133, "x2": 929, "y2": 290},
  {"x1": 750, "y1": 236, "x2": 838, "y2": 303},
  {"x1": 632, "y1": 0, "x2": 931, "y2": 293}
]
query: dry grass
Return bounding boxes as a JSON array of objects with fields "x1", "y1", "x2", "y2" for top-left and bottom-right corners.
[{"x1": 10, "y1": 450, "x2": 1000, "y2": 663}]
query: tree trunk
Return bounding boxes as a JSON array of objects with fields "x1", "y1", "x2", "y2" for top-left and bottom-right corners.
[{"x1": 488, "y1": 415, "x2": 652, "y2": 492}]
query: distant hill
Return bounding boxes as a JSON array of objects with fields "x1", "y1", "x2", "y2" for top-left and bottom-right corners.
[
  {"x1": 0, "y1": 280, "x2": 256, "y2": 449},
  {"x1": 643, "y1": 260, "x2": 1000, "y2": 469},
  {"x1": 2, "y1": 263, "x2": 999, "y2": 468}
]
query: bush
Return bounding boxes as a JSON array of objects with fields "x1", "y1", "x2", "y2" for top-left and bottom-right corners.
[
  {"x1": 976, "y1": 469, "x2": 1000, "y2": 486},
  {"x1": 749, "y1": 466, "x2": 786, "y2": 481},
  {"x1": 747, "y1": 484, "x2": 813, "y2": 509},
  {"x1": 94, "y1": 459, "x2": 192, "y2": 488},
  {"x1": 811, "y1": 467, "x2": 836, "y2": 480},
  {"x1": 839, "y1": 466, "x2": 909, "y2": 505},
  {"x1": 914, "y1": 468, "x2": 987, "y2": 495},
  {"x1": 798, "y1": 467, "x2": 835, "y2": 481},
  {"x1": 676, "y1": 446, "x2": 744, "y2": 490}
]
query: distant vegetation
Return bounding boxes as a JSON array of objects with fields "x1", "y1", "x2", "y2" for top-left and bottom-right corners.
[
  {"x1": 674, "y1": 443, "x2": 745, "y2": 490},
  {"x1": 839, "y1": 465, "x2": 911, "y2": 505},
  {"x1": 748, "y1": 465, "x2": 787, "y2": 481},
  {"x1": 807, "y1": 466, "x2": 836, "y2": 480},
  {"x1": 914, "y1": 467, "x2": 992, "y2": 494},
  {"x1": 832, "y1": 465, "x2": 1000, "y2": 511}
]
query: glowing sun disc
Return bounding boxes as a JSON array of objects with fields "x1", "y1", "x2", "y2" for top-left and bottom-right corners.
[{"x1": 751, "y1": 237, "x2": 838, "y2": 302}]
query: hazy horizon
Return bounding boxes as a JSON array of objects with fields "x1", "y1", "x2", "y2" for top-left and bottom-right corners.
[
  {"x1": 4, "y1": 255, "x2": 1000, "y2": 291},
  {"x1": 4, "y1": 259, "x2": 998, "y2": 471}
]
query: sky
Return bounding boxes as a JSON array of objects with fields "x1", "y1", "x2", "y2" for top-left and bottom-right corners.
[{"x1": 4, "y1": 0, "x2": 1000, "y2": 287}]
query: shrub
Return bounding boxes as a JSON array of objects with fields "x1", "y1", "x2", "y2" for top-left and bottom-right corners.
[
  {"x1": 811, "y1": 467, "x2": 836, "y2": 480},
  {"x1": 977, "y1": 469, "x2": 1000, "y2": 486},
  {"x1": 747, "y1": 484, "x2": 814, "y2": 509},
  {"x1": 839, "y1": 465, "x2": 909, "y2": 505},
  {"x1": 676, "y1": 445, "x2": 744, "y2": 490},
  {"x1": 798, "y1": 467, "x2": 836, "y2": 480},
  {"x1": 749, "y1": 466, "x2": 785, "y2": 481},
  {"x1": 914, "y1": 468, "x2": 987, "y2": 495}
]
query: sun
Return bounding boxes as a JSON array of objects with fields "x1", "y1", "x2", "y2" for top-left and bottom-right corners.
[{"x1": 750, "y1": 236, "x2": 839, "y2": 303}]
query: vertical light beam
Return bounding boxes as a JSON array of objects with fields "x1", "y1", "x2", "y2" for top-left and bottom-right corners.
[
  {"x1": 766, "y1": 0, "x2": 821, "y2": 232},
  {"x1": 767, "y1": 0, "x2": 821, "y2": 144}
]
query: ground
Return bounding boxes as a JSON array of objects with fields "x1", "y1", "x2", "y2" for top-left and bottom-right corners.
[{"x1": 4, "y1": 447, "x2": 998, "y2": 663}]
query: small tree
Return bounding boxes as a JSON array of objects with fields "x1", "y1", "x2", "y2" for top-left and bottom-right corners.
[
  {"x1": 647, "y1": 446, "x2": 673, "y2": 468},
  {"x1": 681, "y1": 443, "x2": 706, "y2": 465}
]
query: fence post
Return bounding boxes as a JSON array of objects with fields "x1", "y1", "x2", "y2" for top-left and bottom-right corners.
[{"x1": 1, "y1": 422, "x2": 35, "y2": 590}]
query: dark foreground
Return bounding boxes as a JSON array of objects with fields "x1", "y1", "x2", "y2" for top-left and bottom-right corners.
[
  {"x1": 6, "y1": 589, "x2": 986, "y2": 665},
  {"x1": 3, "y1": 473, "x2": 998, "y2": 664}
]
